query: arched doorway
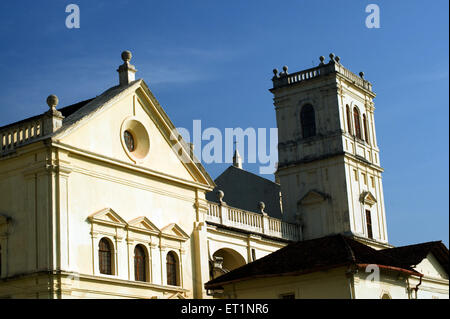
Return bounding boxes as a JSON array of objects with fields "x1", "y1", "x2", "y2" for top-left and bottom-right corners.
[{"x1": 210, "y1": 248, "x2": 246, "y2": 279}]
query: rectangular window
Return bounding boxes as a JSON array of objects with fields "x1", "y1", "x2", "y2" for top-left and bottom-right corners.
[
  {"x1": 370, "y1": 176, "x2": 375, "y2": 188},
  {"x1": 365, "y1": 210, "x2": 373, "y2": 239},
  {"x1": 362, "y1": 173, "x2": 367, "y2": 185},
  {"x1": 354, "y1": 169, "x2": 358, "y2": 181}
]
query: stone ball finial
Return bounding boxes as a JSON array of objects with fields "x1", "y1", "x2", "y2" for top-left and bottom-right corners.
[
  {"x1": 217, "y1": 190, "x2": 225, "y2": 203},
  {"x1": 319, "y1": 56, "x2": 325, "y2": 63},
  {"x1": 46, "y1": 94, "x2": 59, "y2": 109},
  {"x1": 282, "y1": 65, "x2": 288, "y2": 73},
  {"x1": 273, "y1": 68, "x2": 278, "y2": 76},
  {"x1": 359, "y1": 71, "x2": 365, "y2": 78},
  {"x1": 121, "y1": 50, "x2": 132, "y2": 63},
  {"x1": 329, "y1": 53, "x2": 335, "y2": 61},
  {"x1": 335, "y1": 56, "x2": 340, "y2": 63},
  {"x1": 258, "y1": 201, "x2": 266, "y2": 212}
]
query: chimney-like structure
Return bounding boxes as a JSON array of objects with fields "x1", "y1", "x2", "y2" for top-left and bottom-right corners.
[{"x1": 117, "y1": 50, "x2": 137, "y2": 86}]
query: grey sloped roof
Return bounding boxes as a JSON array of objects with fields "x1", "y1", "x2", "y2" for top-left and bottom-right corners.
[
  {"x1": 205, "y1": 234, "x2": 420, "y2": 289},
  {"x1": 206, "y1": 165, "x2": 283, "y2": 219},
  {"x1": 0, "y1": 98, "x2": 94, "y2": 132}
]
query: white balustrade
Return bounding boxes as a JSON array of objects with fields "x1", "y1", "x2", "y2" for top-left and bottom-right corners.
[
  {"x1": 206, "y1": 201, "x2": 300, "y2": 241},
  {"x1": 273, "y1": 62, "x2": 372, "y2": 92},
  {"x1": 0, "y1": 120, "x2": 43, "y2": 155}
]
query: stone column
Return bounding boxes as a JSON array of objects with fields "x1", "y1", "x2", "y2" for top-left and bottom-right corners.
[{"x1": 192, "y1": 190, "x2": 212, "y2": 298}]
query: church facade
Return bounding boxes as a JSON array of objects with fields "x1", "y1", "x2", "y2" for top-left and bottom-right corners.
[{"x1": 0, "y1": 51, "x2": 447, "y2": 299}]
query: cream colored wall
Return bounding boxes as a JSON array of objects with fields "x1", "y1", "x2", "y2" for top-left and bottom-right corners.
[
  {"x1": 0, "y1": 142, "x2": 64, "y2": 298},
  {"x1": 49, "y1": 85, "x2": 211, "y2": 298},
  {"x1": 415, "y1": 253, "x2": 448, "y2": 280},
  {"x1": 220, "y1": 267, "x2": 351, "y2": 299},
  {"x1": 339, "y1": 79, "x2": 387, "y2": 243},
  {"x1": 274, "y1": 75, "x2": 352, "y2": 237},
  {"x1": 61, "y1": 92, "x2": 194, "y2": 182},
  {"x1": 58, "y1": 154, "x2": 198, "y2": 291},
  {"x1": 416, "y1": 277, "x2": 449, "y2": 299},
  {"x1": 344, "y1": 157, "x2": 387, "y2": 242},
  {"x1": 0, "y1": 143, "x2": 54, "y2": 279},
  {"x1": 414, "y1": 253, "x2": 449, "y2": 299},
  {"x1": 354, "y1": 260, "x2": 449, "y2": 299},
  {"x1": 0, "y1": 82, "x2": 211, "y2": 298},
  {"x1": 354, "y1": 271, "x2": 410, "y2": 299}
]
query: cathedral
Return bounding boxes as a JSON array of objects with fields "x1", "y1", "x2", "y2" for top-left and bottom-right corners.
[{"x1": 0, "y1": 51, "x2": 448, "y2": 299}]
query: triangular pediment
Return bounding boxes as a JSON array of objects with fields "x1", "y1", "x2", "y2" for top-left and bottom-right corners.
[
  {"x1": 167, "y1": 292, "x2": 186, "y2": 299},
  {"x1": 88, "y1": 208, "x2": 127, "y2": 226},
  {"x1": 127, "y1": 216, "x2": 160, "y2": 234},
  {"x1": 298, "y1": 190, "x2": 330, "y2": 206},
  {"x1": 161, "y1": 223, "x2": 189, "y2": 241},
  {"x1": 55, "y1": 79, "x2": 215, "y2": 189},
  {"x1": 415, "y1": 252, "x2": 449, "y2": 280},
  {"x1": 360, "y1": 191, "x2": 377, "y2": 206}
]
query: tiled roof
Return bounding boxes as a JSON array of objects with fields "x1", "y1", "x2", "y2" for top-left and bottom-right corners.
[
  {"x1": 205, "y1": 234, "x2": 421, "y2": 289},
  {"x1": 382, "y1": 241, "x2": 449, "y2": 273}
]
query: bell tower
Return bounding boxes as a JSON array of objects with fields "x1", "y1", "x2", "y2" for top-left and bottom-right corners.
[{"x1": 271, "y1": 54, "x2": 388, "y2": 247}]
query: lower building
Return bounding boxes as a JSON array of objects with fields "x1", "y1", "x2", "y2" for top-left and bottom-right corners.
[{"x1": 205, "y1": 235, "x2": 449, "y2": 299}]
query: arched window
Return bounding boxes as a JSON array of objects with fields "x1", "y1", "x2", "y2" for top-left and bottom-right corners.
[
  {"x1": 363, "y1": 114, "x2": 370, "y2": 144},
  {"x1": 346, "y1": 105, "x2": 352, "y2": 134},
  {"x1": 134, "y1": 245, "x2": 147, "y2": 282},
  {"x1": 353, "y1": 107, "x2": 362, "y2": 139},
  {"x1": 381, "y1": 293, "x2": 391, "y2": 299},
  {"x1": 300, "y1": 104, "x2": 316, "y2": 138},
  {"x1": 166, "y1": 251, "x2": 178, "y2": 286},
  {"x1": 99, "y1": 238, "x2": 113, "y2": 275}
]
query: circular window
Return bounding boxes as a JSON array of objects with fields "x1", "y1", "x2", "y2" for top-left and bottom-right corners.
[
  {"x1": 124, "y1": 130, "x2": 136, "y2": 152},
  {"x1": 120, "y1": 117, "x2": 150, "y2": 163}
]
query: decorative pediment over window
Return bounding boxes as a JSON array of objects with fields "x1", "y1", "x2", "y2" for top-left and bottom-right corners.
[
  {"x1": 127, "y1": 216, "x2": 160, "y2": 235},
  {"x1": 161, "y1": 223, "x2": 189, "y2": 242},
  {"x1": 88, "y1": 208, "x2": 127, "y2": 228},
  {"x1": 167, "y1": 292, "x2": 186, "y2": 299},
  {"x1": 298, "y1": 190, "x2": 331, "y2": 206},
  {"x1": 360, "y1": 191, "x2": 377, "y2": 207}
]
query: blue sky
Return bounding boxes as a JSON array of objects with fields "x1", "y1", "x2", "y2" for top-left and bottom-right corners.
[{"x1": 0, "y1": 0, "x2": 448, "y2": 247}]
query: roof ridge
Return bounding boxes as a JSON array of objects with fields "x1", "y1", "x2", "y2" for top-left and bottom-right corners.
[{"x1": 385, "y1": 240, "x2": 443, "y2": 251}]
